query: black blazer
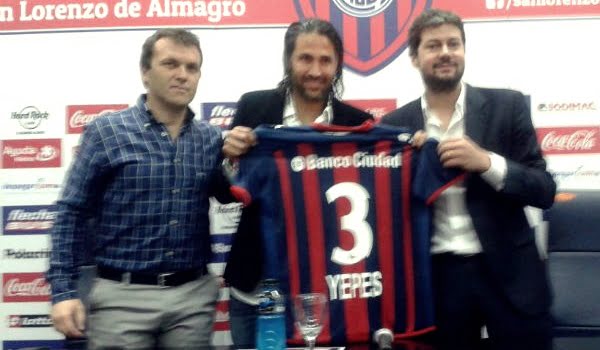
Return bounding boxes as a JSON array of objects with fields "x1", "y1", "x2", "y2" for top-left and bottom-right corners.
[
  {"x1": 223, "y1": 88, "x2": 373, "y2": 293},
  {"x1": 381, "y1": 85, "x2": 556, "y2": 315}
]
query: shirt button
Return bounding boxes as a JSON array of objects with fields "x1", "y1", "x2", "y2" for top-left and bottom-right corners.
[
  {"x1": 172, "y1": 188, "x2": 180, "y2": 194},
  {"x1": 169, "y1": 219, "x2": 178, "y2": 226},
  {"x1": 173, "y1": 159, "x2": 181, "y2": 164},
  {"x1": 166, "y1": 251, "x2": 174, "y2": 257},
  {"x1": 161, "y1": 131, "x2": 168, "y2": 137}
]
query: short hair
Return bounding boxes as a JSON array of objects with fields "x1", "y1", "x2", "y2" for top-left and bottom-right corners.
[
  {"x1": 277, "y1": 18, "x2": 344, "y2": 98},
  {"x1": 408, "y1": 9, "x2": 465, "y2": 58},
  {"x1": 140, "y1": 28, "x2": 202, "y2": 71}
]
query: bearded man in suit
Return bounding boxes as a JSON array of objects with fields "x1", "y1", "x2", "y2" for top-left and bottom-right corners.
[{"x1": 381, "y1": 9, "x2": 555, "y2": 350}]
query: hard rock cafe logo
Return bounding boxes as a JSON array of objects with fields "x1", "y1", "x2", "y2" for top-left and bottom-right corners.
[
  {"x1": 293, "y1": 0, "x2": 432, "y2": 75},
  {"x1": 10, "y1": 106, "x2": 49, "y2": 134}
]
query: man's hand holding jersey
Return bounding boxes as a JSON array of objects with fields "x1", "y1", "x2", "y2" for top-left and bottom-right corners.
[{"x1": 412, "y1": 130, "x2": 491, "y2": 173}]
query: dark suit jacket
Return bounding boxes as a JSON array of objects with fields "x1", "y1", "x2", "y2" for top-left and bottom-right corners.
[
  {"x1": 381, "y1": 85, "x2": 556, "y2": 316},
  {"x1": 223, "y1": 88, "x2": 373, "y2": 293}
]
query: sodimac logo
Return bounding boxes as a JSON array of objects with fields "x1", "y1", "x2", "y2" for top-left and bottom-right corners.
[
  {"x1": 2, "y1": 205, "x2": 58, "y2": 235},
  {"x1": 537, "y1": 101, "x2": 597, "y2": 112},
  {"x1": 1, "y1": 138, "x2": 61, "y2": 168},
  {"x1": 2, "y1": 272, "x2": 51, "y2": 302},
  {"x1": 66, "y1": 104, "x2": 128, "y2": 134}
]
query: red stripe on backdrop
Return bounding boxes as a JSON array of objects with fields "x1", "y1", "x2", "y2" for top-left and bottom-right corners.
[
  {"x1": 298, "y1": 143, "x2": 332, "y2": 344},
  {"x1": 274, "y1": 150, "x2": 303, "y2": 340},
  {"x1": 370, "y1": 12, "x2": 386, "y2": 55},
  {"x1": 374, "y1": 141, "x2": 396, "y2": 330},
  {"x1": 397, "y1": 0, "x2": 411, "y2": 32},
  {"x1": 342, "y1": 15, "x2": 358, "y2": 56},
  {"x1": 331, "y1": 143, "x2": 369, "y2": 343},
  {"x1": 401, "y1": 146, "x2": 416, "y2": 332},
  {"x1": 315, "y1": 0, "x2": 331, "y2": 19}
]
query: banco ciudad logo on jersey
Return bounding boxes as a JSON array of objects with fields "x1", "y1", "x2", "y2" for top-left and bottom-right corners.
[{"x1": 293, "y1": 0, "x2": 432, "y2": 75}]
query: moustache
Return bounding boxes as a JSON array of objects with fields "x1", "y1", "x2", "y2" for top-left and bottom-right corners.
[{"x1": 433, "y1": 58, "x2": 456, "y2": 68}]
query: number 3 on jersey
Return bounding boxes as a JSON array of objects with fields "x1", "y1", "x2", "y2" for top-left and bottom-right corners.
[{"x1": 326, "y1": 182, "x2": 373, "y2": 266}]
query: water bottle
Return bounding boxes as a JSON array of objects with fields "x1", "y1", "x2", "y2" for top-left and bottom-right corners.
[{"x1": 256, "y1": 279, "x2": 286, "y2": 350}]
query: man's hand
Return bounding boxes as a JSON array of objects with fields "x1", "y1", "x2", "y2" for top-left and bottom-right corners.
[
  {"x1": 411, "y1": 130, "x2": 428, "y2": 148},
  {"x1": 51, "y1": 299, "x2": 86, "y2": 338},
  {"x1": 223, "y1": 126, "x2": 257, "y2": 159},
  {"x1": 438, "y1": 136, "x2": 491, "y2": 173}
]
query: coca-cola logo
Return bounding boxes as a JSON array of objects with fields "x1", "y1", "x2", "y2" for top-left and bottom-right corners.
[
  {"x1": 66, "y1": 104, "x2": 128, "y2": 134},
  {"x1": 69, "y1": 109, "x2": 115, "y2": 128},
  {"x1": 538, "y1": 127, "x2": 599, "y2": 155},
  {"x1": 2, "y1": 273, "x2": 51, "y2": 302}
]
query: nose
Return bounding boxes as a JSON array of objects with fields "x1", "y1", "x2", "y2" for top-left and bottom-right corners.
[
  {"x1": 174, "y1": 65, "x2": 188, "y2": 80},
  {"x1": 441, "y1": 44, "x2": 450, "y2": 55},
  {"x1": 307, "y1": 62, "x2": 322, "y2": 78}
]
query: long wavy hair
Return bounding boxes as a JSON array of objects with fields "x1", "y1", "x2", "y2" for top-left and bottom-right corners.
[{"x1": 276, "y1": 18, "x2": 344, "y2": 99}]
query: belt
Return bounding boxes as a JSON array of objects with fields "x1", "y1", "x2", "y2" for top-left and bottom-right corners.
[
  {"x1": 433, "y1": 252, "x2": 482, "y2": 263},
  {"x1": 97, "y1": 266, "x2": 207, "y2": 287}
]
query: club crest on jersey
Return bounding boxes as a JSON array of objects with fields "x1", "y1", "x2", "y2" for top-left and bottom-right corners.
[{"x1": 293, "y1": 0, "x2": 432, "y2": 75}]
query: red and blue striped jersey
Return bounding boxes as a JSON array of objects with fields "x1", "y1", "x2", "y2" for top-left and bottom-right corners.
[{"x1": 231, "y1": 122, "x2": 463, "y2": 345}]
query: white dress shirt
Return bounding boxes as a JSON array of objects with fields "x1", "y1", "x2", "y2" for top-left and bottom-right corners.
[{"x1": 422, "y1": 83, "x2": 507, "y2": 255}]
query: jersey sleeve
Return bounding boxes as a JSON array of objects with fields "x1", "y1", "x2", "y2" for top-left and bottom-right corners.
[
  {"x1": 412, "y1": 140, "x2": 465, "y2": 205},
  {"x1": 231, "y1": 151, "x2": 271, "y2": 207}
]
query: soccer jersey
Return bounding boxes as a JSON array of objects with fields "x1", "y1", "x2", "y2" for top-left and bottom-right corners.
[{"x1": 231, "y1": 122, "x2": 463, "y2": 345}]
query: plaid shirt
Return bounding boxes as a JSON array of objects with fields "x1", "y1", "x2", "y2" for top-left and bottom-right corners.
[{"x1": 47, "y1": 95, "x2": 228, "y2": 304}]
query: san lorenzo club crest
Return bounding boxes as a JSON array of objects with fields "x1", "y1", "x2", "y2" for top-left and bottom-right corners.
[{"x1": 293, "y1": 0, "x2": 432, "y2": 75}]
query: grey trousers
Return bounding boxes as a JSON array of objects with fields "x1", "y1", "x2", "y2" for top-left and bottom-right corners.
[{"x1": 86, "y1": 273, "x2": 219, "y2": 349}]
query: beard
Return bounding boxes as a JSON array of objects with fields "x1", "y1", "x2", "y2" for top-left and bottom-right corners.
[
  {"x1": 422, "y1": 61, "x2": 464, "y2": 93},
  {"x1": 290, "y1": 74, "x2": 333, "y2": 103}
]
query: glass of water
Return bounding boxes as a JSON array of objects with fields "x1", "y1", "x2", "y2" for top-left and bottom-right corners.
[{"x1": 292, "y1": 293, "x2": 328, "y2": 350}]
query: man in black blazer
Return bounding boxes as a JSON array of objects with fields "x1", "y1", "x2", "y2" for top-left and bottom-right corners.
[
  {"x1": 381, "y1": 9, "x2": 555, "y2": 350},
  {"x1": 222, "y1": 18, "x2": 372, "y2": 348}
]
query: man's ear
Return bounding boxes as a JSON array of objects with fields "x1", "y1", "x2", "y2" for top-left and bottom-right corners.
[
  {"x1": 141, "y1": 68, "x2": 148, "y2": 88},
  {"x1": 411, "y1": 55, "x2": 419, "y2": 68}
]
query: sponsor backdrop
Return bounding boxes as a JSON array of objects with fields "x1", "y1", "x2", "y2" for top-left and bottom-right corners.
[{"x1": 1, "y1": 0, "x2": 599, "y2": 348}]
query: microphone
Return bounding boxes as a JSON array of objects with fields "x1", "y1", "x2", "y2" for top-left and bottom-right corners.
[{"x1": 373, "y1": 328, "x2": 393, "y2": 350}]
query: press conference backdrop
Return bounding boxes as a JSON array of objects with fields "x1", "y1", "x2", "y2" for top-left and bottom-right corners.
[{"x1": 1, "y1": 1, "x2": 599, "y2": 348}]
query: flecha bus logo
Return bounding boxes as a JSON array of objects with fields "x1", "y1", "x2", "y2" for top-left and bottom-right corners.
[
  {"x1": 201, "y1": 102, "x2": 237, "y2": 130},
  {"x1": 2, "y1": 272, "x2": 51, "y2": 302},
  {"x1": 66, "y1": 104, "x2": 128, "y2": 134},
  {"x1": 2, "y1": 205, "x2": 58, "y2": 235},
  {"x1": 294, "y1": 0, "x2": 432, "y2": 75},
  {"x1": 1, "y1": 139, "x2": 61, "y2": 168}
]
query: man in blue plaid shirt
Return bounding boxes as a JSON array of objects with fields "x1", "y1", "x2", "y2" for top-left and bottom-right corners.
[{"x1": 47, "y1": 28, "x2": 233, "y2": 349}]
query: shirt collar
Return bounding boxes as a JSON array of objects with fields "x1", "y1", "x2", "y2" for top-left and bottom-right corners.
[
  {"x1": 420, "y1": 81, "x2": 466, "y2": 123},
  {"x1": 137, "y1": 94, "x2": 196, "y2": 126},
  {"x1": 283, "y1": 91, "x2": 333, "y2": 126}
]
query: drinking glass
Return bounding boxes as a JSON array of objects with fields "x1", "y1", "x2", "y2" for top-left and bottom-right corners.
[{"x1": 292, "y1": 293, "x2": 328, "y2": 350}]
